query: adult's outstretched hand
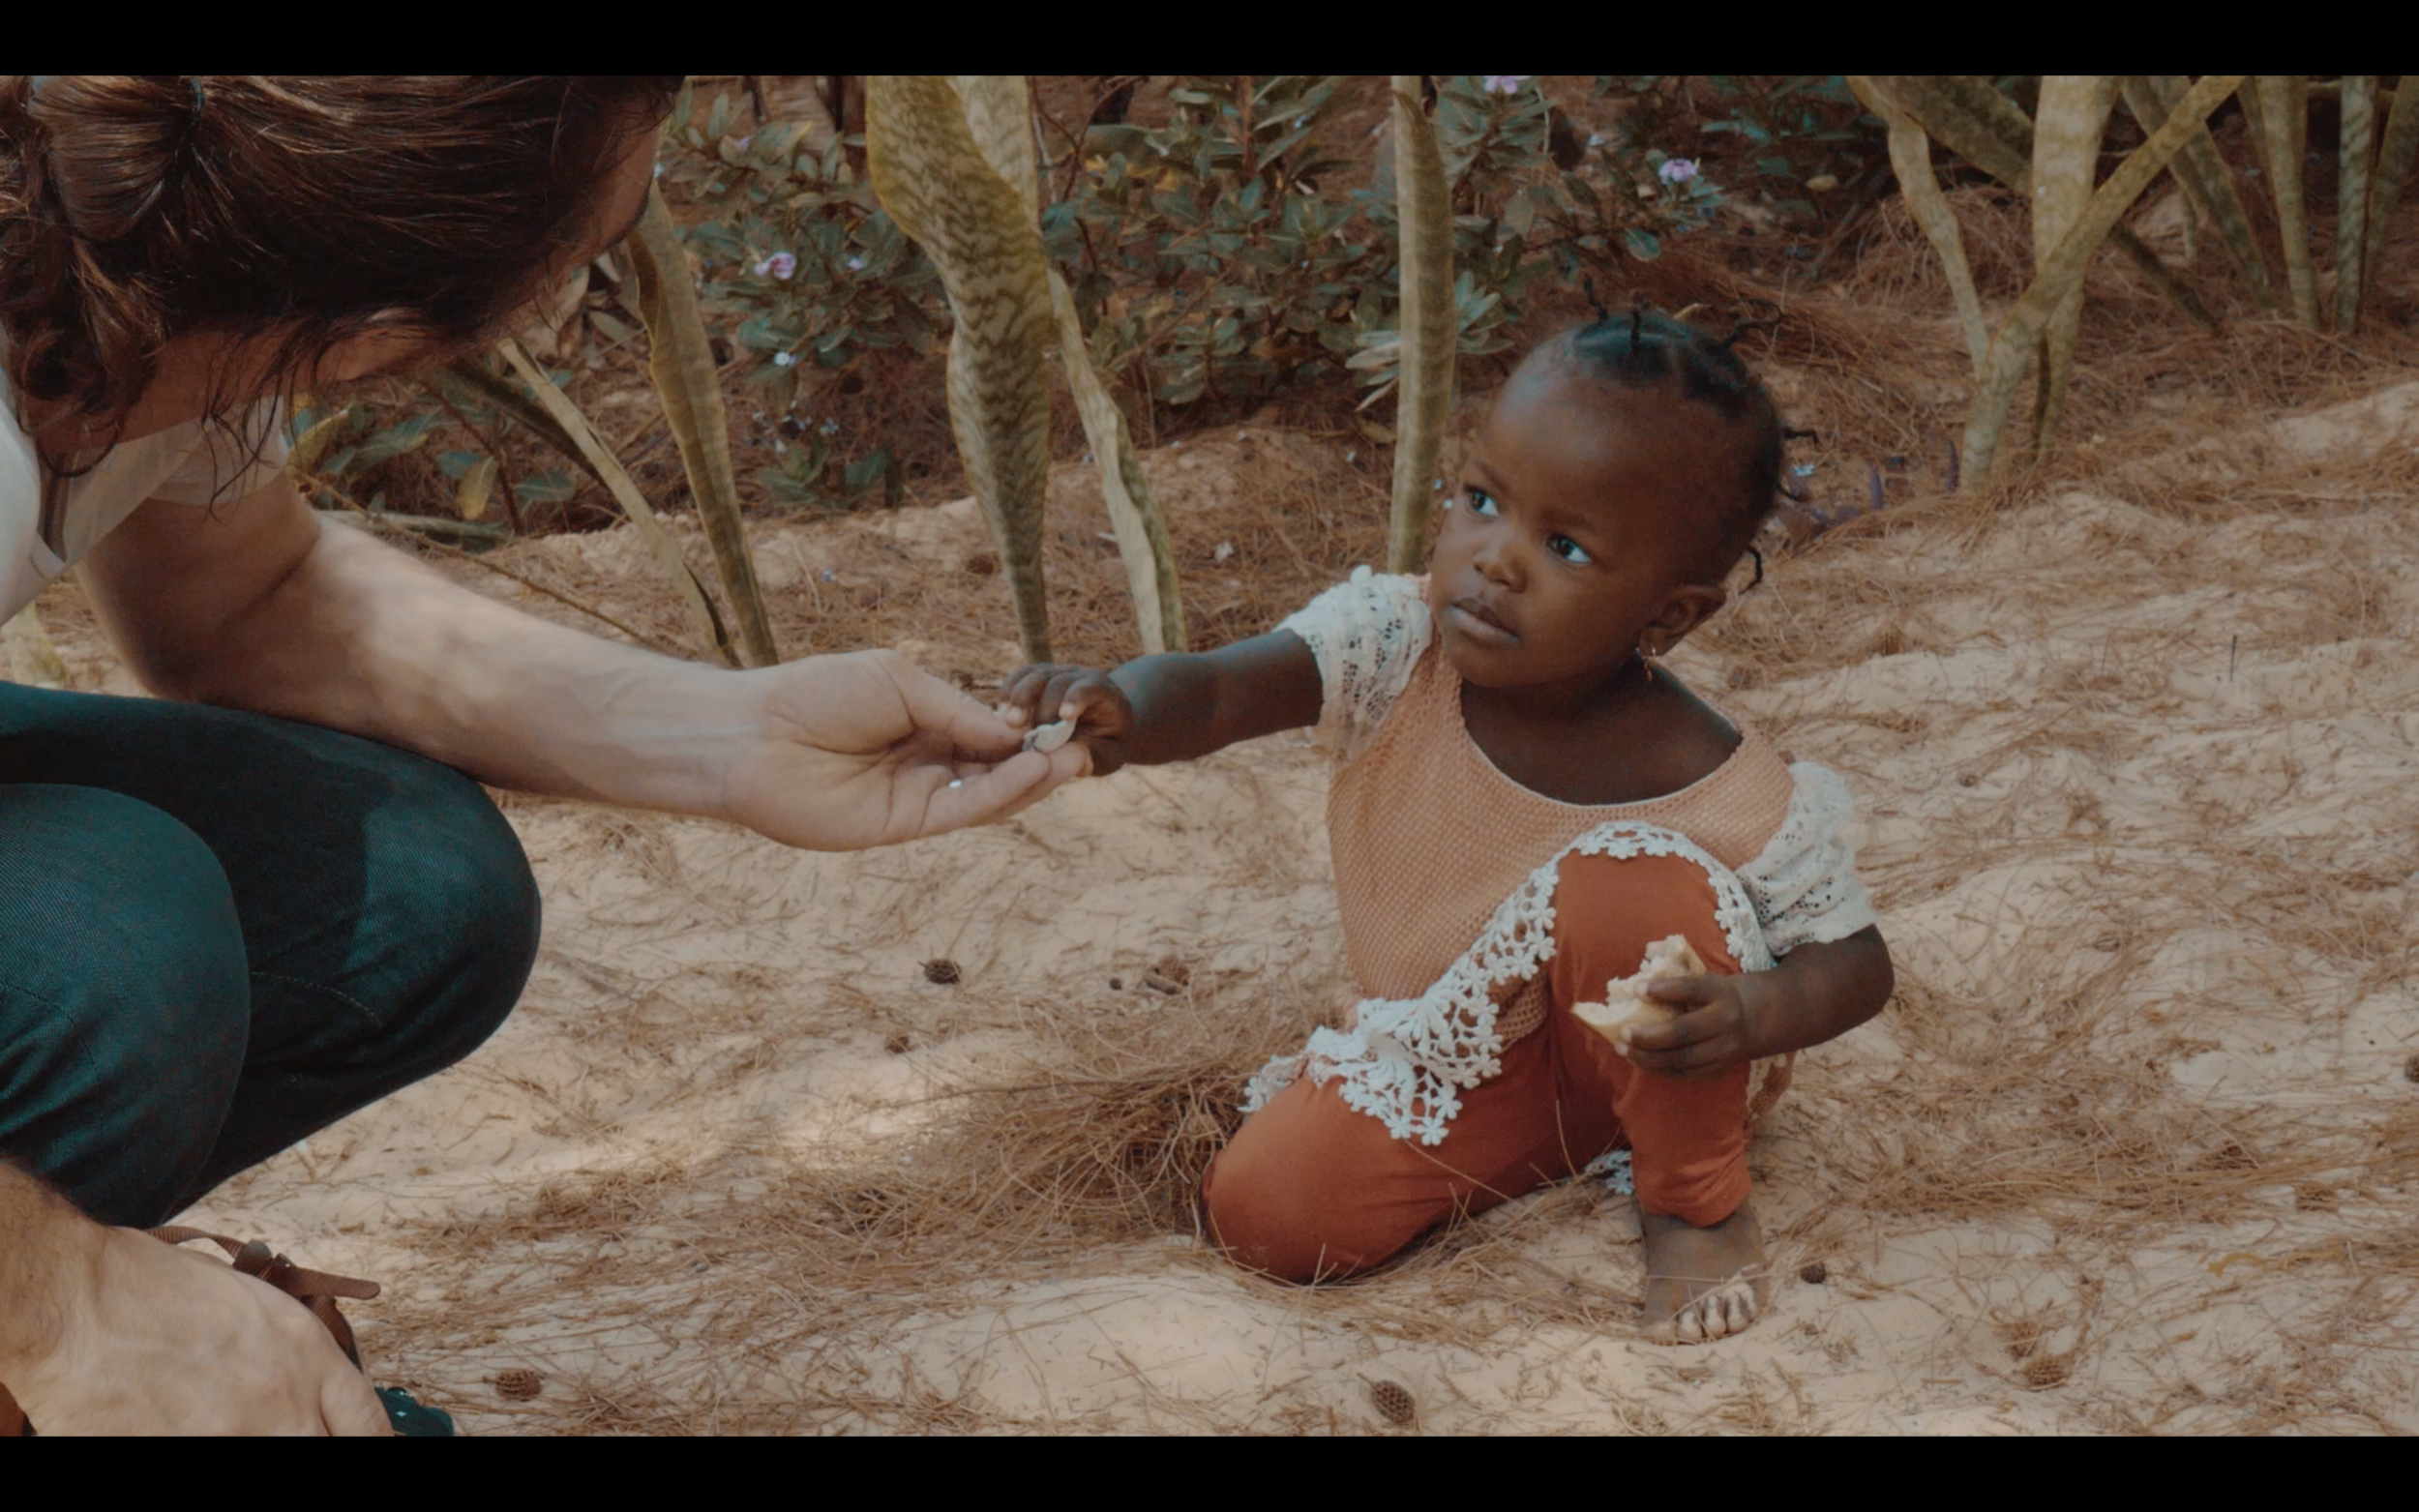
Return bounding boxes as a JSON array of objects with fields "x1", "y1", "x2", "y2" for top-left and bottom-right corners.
[
  {"x1": 720, "y1": 648, "x2": 1088, "y2": 851},
  {"x1": 3, "y1": 1225, "x2": 389, "y2": 1436}
]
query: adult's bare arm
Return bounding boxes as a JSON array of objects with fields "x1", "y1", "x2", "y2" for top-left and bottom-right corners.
[
  {"x1": 0, "y1": 1163, "x2": 387, "y2": 1436},
  {"x1": 78, "y1": 476, "x2": 1085, "y2": 848}
]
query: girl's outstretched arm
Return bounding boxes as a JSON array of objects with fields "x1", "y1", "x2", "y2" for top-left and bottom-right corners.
[
  {"x1": 1000, "y1": 629, "x2": 1324, "y2": 776},
  {"x1": 1616, "y1": 926, "x2": 1895, "y2": 1079}
]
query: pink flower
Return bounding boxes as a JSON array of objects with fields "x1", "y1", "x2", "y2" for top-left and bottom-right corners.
[
  {"x1": 1480, "y1": 75, "x2": 1530, "y2": 96},
  {"x1": 1657, "y1": 158, "x2": 1698, "y2": 185},
  {"x1": 753, "y1": 252, "x2": 797, "y2": 281}
]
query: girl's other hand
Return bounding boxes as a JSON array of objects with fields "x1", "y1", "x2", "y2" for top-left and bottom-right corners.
[
  {"x1": 999, "y1": 664, "x2": 1140, "y2": 776},
  {"x1": 1617, "y1": 973, "x2": 1758, "y2": 1079}
]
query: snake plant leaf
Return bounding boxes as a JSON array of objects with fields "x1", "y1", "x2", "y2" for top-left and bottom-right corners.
[
  {"x1": 1868, "y1": 76, "x2": 2030, "y2": 186},
  {"x1": 497, "y1": 337, "x2": 733, "y2": 666},
  {"x1": 1963, "y1": 74, "x2": 2246, "y2": 484},
  {"x1": 2255, "y1": 76, "x2": 2322, "y2": 326},
  {"x1": 2129, "y1": 74, "x2": 2275, "y2": 310},
  {"x1": 1388, "y1": 76, "x2": 1454, "y2": 577},
  {"x1": 2337, "y1": 77, "x2": 2378, "y2": 332},
  {"x1": 2030, "y1": 76, "x2": 2116, "y2": 460},
  {"x1": 2369, "y1": 78, "x2": 2419, "y2": 298},
  {"x1": 284, "y1": 404, "x2": 353, "y2": 484},
  {"x1": 1851, "y1": 77, "x2": 1988, "y2": 376},
  {"x1": 1872, "y1": 76, "x2": 2213, "y2": 332},
  {"x1": 627, "y1": 185, "x2": 778, "y2": 668},
  {"x1": 956, "y1": 74, "x2": 1185, "y2": 655},
  {"x1": 867, "y1": 74, "x2": 1055, "y2": 662}
]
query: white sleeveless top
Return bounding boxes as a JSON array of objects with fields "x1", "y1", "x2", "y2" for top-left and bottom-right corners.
[{"x1": 2, "y1": 374, "x2": 286, "y2": 620}]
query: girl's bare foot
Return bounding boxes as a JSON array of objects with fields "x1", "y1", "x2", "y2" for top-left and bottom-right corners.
[{"x1": 1639, "y1": 1201, "x2": 1767, "y2": 1345}]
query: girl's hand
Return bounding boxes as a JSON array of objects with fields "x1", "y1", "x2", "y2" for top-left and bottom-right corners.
[
  {"x1": 1617, "y1": 973, "x2": 1760, "y2": 1080},
  {"x1": 1000, "y1": 664, "x2": 1140, "y2": 776}
]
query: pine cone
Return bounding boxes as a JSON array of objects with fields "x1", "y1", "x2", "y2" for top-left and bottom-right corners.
[
  {"x1": 1367, "y1": 1379, "x2": 1417, "y2": 1425},
  {"x1": 493, "y1": 1368, "x2": 545, "y2": 1402}
]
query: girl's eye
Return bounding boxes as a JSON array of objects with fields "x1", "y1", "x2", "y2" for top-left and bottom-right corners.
[
  {"x1": 1466, "y1": 487, "x2": 1499, "y2": 517},
  {"x1": 1549, "y1": 533, "x2": 1593, "y2": 565}
]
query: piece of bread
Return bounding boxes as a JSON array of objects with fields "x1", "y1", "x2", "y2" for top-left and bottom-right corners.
[{"x1": 1571, "y1": 934, "x2": 1707, "y2": 1045}]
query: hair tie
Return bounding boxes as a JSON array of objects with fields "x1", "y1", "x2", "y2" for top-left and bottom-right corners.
[{"x1": 1580, "y1": 274, "x2": 1610, "y2": 324}]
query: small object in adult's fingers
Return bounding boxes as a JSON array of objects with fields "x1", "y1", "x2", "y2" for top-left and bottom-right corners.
[
  {"x1": 1023, "y1": 719, "x2": 1076, "y2": 755},
  {"x1": 493, "y1": 1368, "x2": 544, "y2": 1402},
  {"x1": 1571, "y1": 934, "x2": 1706, "y2": 1047},
  {"x1": 922, "y1": 958, "x2": 962, "y2": 985}
]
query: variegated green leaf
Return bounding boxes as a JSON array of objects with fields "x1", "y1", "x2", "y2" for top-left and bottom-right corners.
[
  {"x1": 1851, "y1": 76, "x2": 1987, "y2": 376},
  {"x1": 2337, "y1": 76, "x2": 2378, "y2": 332},
  {"x1": 956, "y1": 74, "x2": 1184, "y2": 654},
  {"x1": 628, "y1": 183, "x2": 779, "y2": 667},
  {"x1": 2255, "y1": 76, "x2": 2321, "y2": 326},
  {"x1": 2030, "y1": 76, "x2": 2115, "y2": 460},
  {"x1": 2128, "y1": 74, "x2": 2274, "y2": 310},
  {"x1": 868, "y1": 74, "x2": 1055, "y2": 662},
  {"x1": 497, "y1": 337, "x2": 732, "y2": 665},
  {"x1": 1963, "y1": 74, "x2": 2246, "y2": 484},
  {"x1": 2369, "y1": 80, "x2": 2419, "y2": 298}
]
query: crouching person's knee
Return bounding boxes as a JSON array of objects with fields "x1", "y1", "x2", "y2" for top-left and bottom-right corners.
[{"x1": 0, "y1": 786, "x2": 250, "y2": 1226}]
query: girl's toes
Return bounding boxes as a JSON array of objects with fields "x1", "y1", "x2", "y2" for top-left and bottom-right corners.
[
  {"x1": 1677, "y1": 1303, "x2": 1707, "y2": 1344},
  {"x1": 1722, "y1": 1286, "x2": 1756, "y2": 1335}
]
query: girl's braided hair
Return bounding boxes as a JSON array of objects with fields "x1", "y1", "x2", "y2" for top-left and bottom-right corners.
[
  {"x1": 0, "y1": 74, "x2": 682, "y2": 469},
  {"x1": 1565, "y1": 284, "x2": 1787, "y2": 582}
]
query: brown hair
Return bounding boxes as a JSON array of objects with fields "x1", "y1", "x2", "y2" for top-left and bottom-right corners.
[{"x1": 0, "y1": 74, "x2": 681, "y2": 461}]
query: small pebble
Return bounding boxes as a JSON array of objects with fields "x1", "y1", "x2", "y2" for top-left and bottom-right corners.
[
  {"x1": 921, "y1": 959, "x2": 961, "y2": 986},
  {"x1": 1799, "y1": 1261, "x2": 1829, "y2": 1285},
  {"x1": 1109, "y1": 976, "x2": 1124, "y2": 991},
  {"x1": 884, "y1": 1031, "x2": 914, "y2": 1054}
]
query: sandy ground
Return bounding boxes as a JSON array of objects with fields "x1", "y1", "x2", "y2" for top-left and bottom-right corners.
[{"x1": 17, "y1": 365, "x2": 2419, "y2": 1435}]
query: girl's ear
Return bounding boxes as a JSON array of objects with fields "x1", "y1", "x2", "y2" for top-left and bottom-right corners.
[{"x1": 1641, "y1": 583, "x2": 1728, "y2": 656}]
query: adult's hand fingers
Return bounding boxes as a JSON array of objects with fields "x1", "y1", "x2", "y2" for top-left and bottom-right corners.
[
  {"x1": 903, "y1": 742, "x2": 1089, "y2": 839},
  {"x1": 886, "y1": 653, "x2": 1021, "y2": 760}
]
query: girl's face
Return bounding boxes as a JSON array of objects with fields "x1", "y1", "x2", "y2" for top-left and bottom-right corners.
[{"x1": 1427, "y1": 356, "x2": 1735, "y2": 695}]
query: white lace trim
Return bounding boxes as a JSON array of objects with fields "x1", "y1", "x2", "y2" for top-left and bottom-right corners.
[
  {"x1": 1241, "y1": 821, "x2": 1774, "y2": 1146},
  {"x1": 1274, "y1": 566, "x2": 1431, "y2": 763},
  {"x1": 1738, "y1": 762, "x2": 1878, "y2": 955}
]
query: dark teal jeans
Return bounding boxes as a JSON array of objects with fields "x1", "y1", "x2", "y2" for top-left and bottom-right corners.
[{"x1": 0, "y1": 682, "x2": 540, "y2": 1228}]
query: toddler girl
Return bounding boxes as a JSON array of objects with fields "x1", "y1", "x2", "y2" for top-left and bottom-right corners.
[{"x1": 1001, "y1": 308, "x2": 1893, "y2": 1344}]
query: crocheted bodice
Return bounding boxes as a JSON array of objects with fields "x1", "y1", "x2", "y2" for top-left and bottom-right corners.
[{"x1": 1327, "y1": 639, "x2": 1795, "y2": 1008}]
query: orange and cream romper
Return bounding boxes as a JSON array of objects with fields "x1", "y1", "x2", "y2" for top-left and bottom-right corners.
[{"x1": 1202, "y1": 570, "x2": 1876, "y2": 1281}]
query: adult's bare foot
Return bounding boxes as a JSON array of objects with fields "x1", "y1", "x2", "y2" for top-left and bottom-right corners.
[{"x1": 1640, "y1": 1200, "x2": 1767, "y2": 1345}]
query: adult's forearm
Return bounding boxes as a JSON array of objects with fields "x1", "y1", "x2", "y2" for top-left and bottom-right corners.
[
  {"x1": 180, "y1": 518, "x2": 758, "y2": 816},
  {"x1": 0, "y1": 1162, "x2": 102, "y2": 1379}
]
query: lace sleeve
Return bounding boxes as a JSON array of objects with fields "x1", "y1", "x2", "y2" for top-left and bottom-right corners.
[
  {"x1": 1274, "y1": 567, "x2": 1433, "y2": 761},
  {"x1": 1739, "y1": 762, "x2": 1880, "y2": 956}
]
